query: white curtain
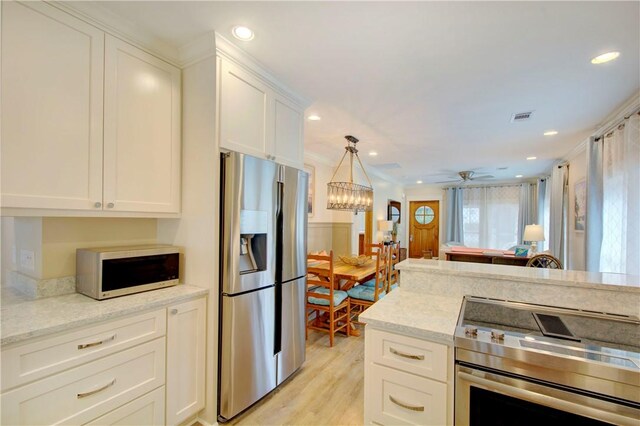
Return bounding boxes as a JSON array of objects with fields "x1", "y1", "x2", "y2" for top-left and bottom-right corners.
[
  {"x1": 599, "y1": 113, "x2": 640, "y2": 275},
  {"x1": 549, "y1": 164, "x2": 569, "y2": 265},
  {"x1": 463, "y1": 186, "x2": 520, "y2": 249},
  {"x1": 517, "y1": 183, "x2": 537, "y2": 244},
  {"x1": 537, "y1": 178, "x2": 550, "y2": 251}
]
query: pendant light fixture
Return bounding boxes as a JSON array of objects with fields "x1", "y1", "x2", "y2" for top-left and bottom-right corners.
[{"x1": 327, "y1": 135, "x2": 374, "y2": 213}]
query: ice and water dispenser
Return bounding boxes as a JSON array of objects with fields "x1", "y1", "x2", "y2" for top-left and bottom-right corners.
[{"x1": 239, "y1": 210, "x2": 268, "y2": 274}]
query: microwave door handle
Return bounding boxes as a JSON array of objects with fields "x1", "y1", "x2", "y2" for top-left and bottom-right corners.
[{"x1": 458, "y1": 371, "x2": 634, "y2": 425}]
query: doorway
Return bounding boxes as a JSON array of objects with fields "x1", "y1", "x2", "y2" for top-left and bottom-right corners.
[{"x1": 409, "y1": 200, "x2": 440, "y2": 258}]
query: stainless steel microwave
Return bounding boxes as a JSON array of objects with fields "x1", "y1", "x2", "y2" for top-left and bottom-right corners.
[{"x1": 76, "y1": 245, "x2": 179, "y2": 300}]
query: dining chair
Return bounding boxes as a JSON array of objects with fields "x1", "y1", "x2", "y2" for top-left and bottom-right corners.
[
  {"x1": 306, "y1": 251, "x2": 351, "y2": 347},
  {"x1": 348, "y1": 248, "x2": 388, "y2": 324},
  {"x1": 526, "y1": 253, "x2": 563, "y2": 269},
  {"x1": 360, "y1": 243, "x2": 390, "y2": 290},
  {"x1": 387, "y1": 242, "x2": 400, "y2": 292}
]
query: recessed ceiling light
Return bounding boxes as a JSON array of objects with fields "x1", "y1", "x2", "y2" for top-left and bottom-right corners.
[
  {"x1": 416, "y1": 180, "x2": 423, "y2": 184},
  {"x1": 526, "y1": 156, "x2": 537, "y2": 160},
  {"x1": 544, "y1": 130, "x2": 558, "y2": 136},
  {"x1": 591, "y1": 51, "x2": 620, "y2": 64},
  {"x1": 515, "y1": 175, "x2": 523, "y2": 178},
  {"x1": 307, "y1": 114, "x2": 321, "y2": 121},
  {"x1": 369, "y1": 151, "x2": 378, "y2": 156},
  {"x1": 232, "y1": 26, "x2": 254, "y2": 41}
]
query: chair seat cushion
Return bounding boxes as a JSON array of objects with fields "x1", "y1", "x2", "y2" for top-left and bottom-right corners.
[
  {"x1": 308, "y1": 288, "x2": 348, "y2": 306},
  {"x1": 389, "y1": 283, "x2": 398, "y2": 291},
  {"x1": 348, "y1": 285, "x2": 386, "y2": 302},
  {"x1": 360, "y1": 279, "x2": 376, "y2": 287}
]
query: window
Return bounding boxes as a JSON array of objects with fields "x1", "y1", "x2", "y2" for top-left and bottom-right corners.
[
  {"x1": 463, "y1": 186, "x2": 520, "y2": 249},
  {"x1": 414, "y1": 205, "x2": 435, "y2": 224}
]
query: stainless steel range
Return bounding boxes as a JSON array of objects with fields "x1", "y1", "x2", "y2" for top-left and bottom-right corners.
[{"x1": 454, "y1": 296, "x2": 640, "y2": 425}]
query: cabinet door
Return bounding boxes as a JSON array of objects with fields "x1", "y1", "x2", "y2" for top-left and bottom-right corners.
[
  {"x1": 1, "y1": 1, "x2": 104, "y2": 210},
  {"x1": 166, "y1": 297, "x2": 206, "y2": 426},
  {"x1": 273, "y1": 94, "x2": 304, "y2": 168},
  {"x1": 104, "y1": 35, "x2": 181, "y2": 213},
  {"x1": 218, "y1": 57, "x2": 271, "y2": 159}
]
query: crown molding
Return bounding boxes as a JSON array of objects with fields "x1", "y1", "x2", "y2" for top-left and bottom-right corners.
[
  {"x1": 178, "y1": 32, "x2": 217, "y2": 68},
  {"x1": 214, "y1": 33, "x2": 311, "y2": 108},
  {"x1": 48, "y1": 1, "x2": 181, "y2": 67},
  {"x1": 593, "y1": 90, "x2": 640, "y2": 137}
]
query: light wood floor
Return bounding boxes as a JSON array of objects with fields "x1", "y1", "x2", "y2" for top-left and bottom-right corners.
[{"x1": 228, "y1": 328, "x2": 365, "y2": 426}]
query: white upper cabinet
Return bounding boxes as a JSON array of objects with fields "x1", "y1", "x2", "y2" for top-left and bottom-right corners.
[
  {"x1": 218, "y1": 57, "x2": 270, "y2": 159},
  {"x1": 217, "y1": 47, "x2": 306, "y2": 169},
  {"x1": 1, "y1": 1, "x2": 104, "y2": 210},
  {"x1": 1, "y1": 3, "x2": 181, "y2": 215},
  {"x1": 273, "y1": 93, "x2": 304, "y2": 168},
  {"x1": 104, "y1": 35, "x2": 181, "y2": 213}
]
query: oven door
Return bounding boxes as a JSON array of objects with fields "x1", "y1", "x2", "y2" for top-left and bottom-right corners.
[{"x1": 455, "y1": 364, "x2": 640, "y2": 426}]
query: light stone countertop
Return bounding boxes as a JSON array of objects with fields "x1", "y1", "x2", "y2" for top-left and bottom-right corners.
[
  {"x1": 0, "y1": 284, "x2": 209, "y2": 346},
  {"x1": 396, "y1": 258, "x2": 640, "y2": 291},
  {"x1": 359, "y1": 289, "x2": 462, "y2": 343}
]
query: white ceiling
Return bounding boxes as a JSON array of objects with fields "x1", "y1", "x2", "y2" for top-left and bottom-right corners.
[{"x1": 72, "y1": 1, "x2": 639, "y2": 184}]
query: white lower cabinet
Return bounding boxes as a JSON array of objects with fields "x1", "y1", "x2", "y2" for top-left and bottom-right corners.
[
  {"x1": 166, "y1": 298, "x2": 207, "y2": 426},
  {"x1": 0, "y1": 295, "x2": 207, "y2": 426},
  {"x1": 86, "y1": 387, "x2": 166, "y2": 426},
  {"x1": 365, "y1": 328, "x2": 453, "y2": 425},
  {"x1": 1, "y1": 338, "x2": 166, "y2": 425}
]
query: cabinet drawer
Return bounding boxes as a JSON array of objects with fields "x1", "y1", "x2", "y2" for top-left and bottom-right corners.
[
  {"x1": 2, "y1": 309, "x2": 166, "y2": 391},
  {"x1": 366, "y1": 363, "x2": 447, "y2": 426},
  {"x1": 366, "y1": 328, "x2": 448, "y2": 382},
  {"x1": 1, "y1": 338, "x2": 165, "y2": 426},
  {"x1": 85, "y1": 386, "x2": 165, "y2": 426}
]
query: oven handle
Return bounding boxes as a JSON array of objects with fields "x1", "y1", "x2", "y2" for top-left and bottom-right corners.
[{"x1": 458, "y1": 371, "x2": 636, "y2": 426}]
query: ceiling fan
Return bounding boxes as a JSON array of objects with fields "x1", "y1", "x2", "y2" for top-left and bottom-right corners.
[{"x1": 435, "y1": 170, "x2": 494, "y2": 184}]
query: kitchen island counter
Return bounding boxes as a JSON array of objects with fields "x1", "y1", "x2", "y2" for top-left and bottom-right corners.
[{"x1": 361, "y1": 259, "x2": 640, "y2": 340}]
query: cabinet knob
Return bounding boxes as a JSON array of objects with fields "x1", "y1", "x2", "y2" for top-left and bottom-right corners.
[
  {"x1": 170, "y1": 308, "x2": 178, "y2": 315},
  {"x1": 107, "y1": 202, "x2": 115, "y2": 208},
  {"x1": 94, "y1": 202, "x2": 102, "y2": 208}
]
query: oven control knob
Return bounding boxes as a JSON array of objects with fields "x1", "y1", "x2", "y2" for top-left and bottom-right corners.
[
  {"x1": 464, "y1": 326, "x2": 478, "y2": 337},
  {"x1": 491, "y1": 330, "x2": 505, "y2": 342}
]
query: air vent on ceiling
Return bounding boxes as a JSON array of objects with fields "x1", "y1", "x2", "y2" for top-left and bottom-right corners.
[{"x1": 511, "y1": 111, "x2": 534, "y2": 122}]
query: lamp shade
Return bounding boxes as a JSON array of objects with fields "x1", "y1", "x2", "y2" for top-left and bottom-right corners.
[
  {"x1": 523, "y1": 224, "x2": 545, "y2": 242},
  {"x1": 378, "y1": 220, "x2": 393, "y2": 232}
]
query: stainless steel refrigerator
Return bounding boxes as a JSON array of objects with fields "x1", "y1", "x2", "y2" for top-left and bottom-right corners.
[{"x1": 218, "y1": 151, "x2": 307, "y2": 422}]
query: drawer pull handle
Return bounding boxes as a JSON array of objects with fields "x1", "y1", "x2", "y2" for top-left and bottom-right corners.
[
  {"x1": 389, "y1": 395, "x2": 424, "y2": 412},
  {"x1": 77, "y1": 379, "x2": 116, "y2": 399},
  {"x1": 389, "y1": 347, "x2": 424, "y2": 360},
  {"x1": 78, "y1": 334, "x2": 116, "y2": 350}
]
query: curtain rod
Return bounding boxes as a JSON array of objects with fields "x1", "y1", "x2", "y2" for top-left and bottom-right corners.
[
  {"x1": 594, "y1": 105, "x2": 640, "y2": 141},
  {"x1": 443, "y1": 182, "x2": 533, "y2": 190}
]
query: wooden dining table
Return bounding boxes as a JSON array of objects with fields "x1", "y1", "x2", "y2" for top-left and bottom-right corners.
[{"x1": 307, "y1": 258, "x2": 378, "y2": 290}]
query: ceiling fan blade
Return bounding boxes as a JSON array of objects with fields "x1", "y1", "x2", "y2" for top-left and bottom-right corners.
[
  {"x1": 472, "y1": 175, "x2": 495, "y2": 180},
  {"x1": 435, "y1": 179, "x2": 462, "y2": 184}
]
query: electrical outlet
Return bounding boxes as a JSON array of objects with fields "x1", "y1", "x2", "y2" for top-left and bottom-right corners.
[{"x1": 20, "y1": 249, "x2": 35, "y2": 271}]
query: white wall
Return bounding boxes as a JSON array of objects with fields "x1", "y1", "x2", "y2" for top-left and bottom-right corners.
[
  {"x1": 157, "y1": 55, "x2": 218, "y2": 425},
  {"x1": 304, "y1": 153, "x2": 352, "y2": 224}
]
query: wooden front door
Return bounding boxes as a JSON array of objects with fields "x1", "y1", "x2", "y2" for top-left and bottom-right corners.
[{"x1": 409, "y1": 200, "x2": 440, "y2": 258}]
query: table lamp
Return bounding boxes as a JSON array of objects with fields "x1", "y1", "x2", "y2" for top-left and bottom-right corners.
[
  {"x1": 378, "y1": 220, "x2": 393, "y2": 242},
  {"x1": 523, "y1": 224, "x2": 545, "y2": 254}
]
